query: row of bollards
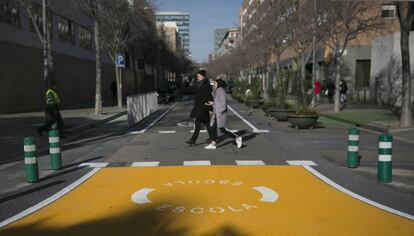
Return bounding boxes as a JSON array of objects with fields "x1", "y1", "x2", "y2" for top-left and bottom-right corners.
[
  {"x1": 23, "y1": 130, "x2": 62, "y2": 183},
  {"x1": 347, "y1": 128, "x2": 393, "y2": 183}
]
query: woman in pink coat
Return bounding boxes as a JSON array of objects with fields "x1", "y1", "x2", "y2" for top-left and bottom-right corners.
[{"x1": 205, "y1": 78, "x2": 242, "y2": 149}]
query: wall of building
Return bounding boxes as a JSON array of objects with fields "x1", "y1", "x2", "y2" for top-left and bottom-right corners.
[
  {"x1": 370, "y1": 31, "x2": 414, "y2": 107},
  {"x1": 0, "y1": 40, "x2": 144, "y2": 113}
]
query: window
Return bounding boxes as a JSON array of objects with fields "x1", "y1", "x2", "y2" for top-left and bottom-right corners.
[
  {"x1": 355, "y1": 60, "x2": 371, "y2": 89},
  {"x1": 58, "y1": 16, "x2": 74, "y2": 43},
  {"x1": 0, "y1": 0, "x2": 20, "y2": 27},
  {"x1": 79, "y1": 26, "x2": 92, "y2": 49},
  {"x1": 29, "y1": 4, "x2": 52, "y2": 36},
  {"x1": 382, "y1": 4, "x2": 396, "y2": 19}
]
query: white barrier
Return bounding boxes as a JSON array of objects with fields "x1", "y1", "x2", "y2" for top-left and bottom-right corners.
[{"x1": 127, "y1": 92, "x2": 158, "y2": 126}]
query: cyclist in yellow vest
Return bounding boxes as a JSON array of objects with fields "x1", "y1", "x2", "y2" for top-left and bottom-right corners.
[{"x1": 37, "y1": 81, "x2": 65, "y2": 137}]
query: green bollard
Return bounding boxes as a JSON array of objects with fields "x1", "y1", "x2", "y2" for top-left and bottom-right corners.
[
  {"x1": 48, "y1": 130, "x2": 62, "y2": 170},
  {"x1": 24, "y1": 137, "x2": 39, "y2": 183},
  {"x1": 378, "y1": 134, "x2": 392, "y2": 183},
  {"x1": 347, "y1": 128, "x2": 360, "y2": 168}
]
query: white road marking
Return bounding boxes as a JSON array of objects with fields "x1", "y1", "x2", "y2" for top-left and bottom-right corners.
[
  {"x1": 253, "y1": 130, "x2": 270, "y2": 133},
  {"x1": 303, "y1": 165, "x2": 414, "y2": 221},
  {"x1": 227, "y1": 105, "x2": 269, "y2": 133},
  {"x1": 286, "y1": 160, "x2": 317, "y2": 166},
  {"x1": 131, "y1": 188, "x2": 155, "y2": 204},
  {"x1": 183, "y1": 161, "x2": 211, "y2": 166},
  {"x1": 190, "y1": 130, "x2": 207, "y2": 133},
  {"x1": 252, "y1": 186, "x2": 279, "y2": 203},
  {"x1": 79, "y1": 162, "x2": 109, "y2": 168},
  {"x1": 131, "y1": 162, "x2": 160, "y2": 167},
  {"x1": 236, "y1": 160, "x2": 265, "y2": 166},
  {"x1": 158, "y1": 130, "x2": 176, "y2": 134},
  {"x1": 129, "y1": 102, "x2": 178, "y2": 134},
  {"x1": 0, "y1": 167, "x2": 102, "y2": 228}
]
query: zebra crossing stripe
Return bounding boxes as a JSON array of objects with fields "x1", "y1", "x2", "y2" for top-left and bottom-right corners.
[
  {"x1": 286, "y1": 160, "x2": 317, "y2": 166},
  {"x1": 183, "y1": 161, "x2": 211, "y2": 166},
  {"x1": 236, "y1": 160, "x2": 265, "y2": 166},
  {"x1": 190, "y1": 130, "x2": 207, "y2": 133},
  {"x1": 131, "y1": 162, "x2": 160, "y2": 167},
  {"x1": 158, "y1": 130, "x2": 176, "y2": 134}
]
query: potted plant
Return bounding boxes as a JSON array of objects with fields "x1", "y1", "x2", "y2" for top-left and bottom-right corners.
[
  {"x1": 232, "y1": 79, "x2": 248, "y2": 103},
  {"x1": 244, "y1": 76, "x2": 264, "y2": 108},
  {"x1": 287, "y1": 106, "x2": 319, "y2": 129},
  {"x1": 287, "y1": 78, "x2": 319, "y2": 129},
  {"x1": 269, "y1": 69, "x2": 295, "y2": 121}
]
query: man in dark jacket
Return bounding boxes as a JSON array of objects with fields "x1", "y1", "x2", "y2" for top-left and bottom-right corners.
[{"x1": 186, "y1": 69, "x2": 216, "y2": 146}]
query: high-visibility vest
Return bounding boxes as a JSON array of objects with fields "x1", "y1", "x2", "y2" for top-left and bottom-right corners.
[{"x1": 46, "y1": 89, "x2": 60, "y2": 106}]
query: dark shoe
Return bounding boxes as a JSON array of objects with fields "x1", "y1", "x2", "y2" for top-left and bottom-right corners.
[
  {"x1": 185, "y1": 140, "x2": 195, "y2": 145},
  {"x1": 36, "y1": 127, "x2": 43, "y2": 136},
  {"x1": 205, "y1": 138, "x2": 211, "y2": 143}
]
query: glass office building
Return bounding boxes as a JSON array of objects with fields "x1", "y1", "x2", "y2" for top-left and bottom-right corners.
[
  {"x1": 156, "y1": 12, "x2": 190, "y2": 58},
  {"x1": 214, "y1": 28, "x2": 230, "y2": 55}
]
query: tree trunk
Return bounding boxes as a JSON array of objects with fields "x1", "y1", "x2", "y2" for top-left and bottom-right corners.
[
  {"x1": 334, "y1": 58, "x2": 341, "y2": 113},
  {"x1": 42, "y1": 0, "x2": 48, "y2": 90},
  {"x1": 399, "y1": 29, "x2": 412, "y2": 127},
  {"x1": 297, "y1": 53, "x2": 307, "y2": 109},
  {"x1": 131, "y1": 56, "x2": 138, "y2": 94},
  {"x1": 94, "y1": 19, "x2": 102, "y2": 115},
  {"x1": 274, "y1": 56, "x2": 280, "y2": 89},
  {"x1": 115, "y1": 65, "x2": 123, "y2": 108}
]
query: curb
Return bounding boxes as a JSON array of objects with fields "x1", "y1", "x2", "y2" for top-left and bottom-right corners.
[
  {"x1": 66, "y1": 110, "x2": 127, "y2": 135},
  {"x1": 321, "y1": 114, "x2": 389, "y2": 133}
]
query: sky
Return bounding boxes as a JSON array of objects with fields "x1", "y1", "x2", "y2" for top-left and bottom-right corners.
[{"x1": 154, "y1": 0, "x2": 243, "y2": 63}]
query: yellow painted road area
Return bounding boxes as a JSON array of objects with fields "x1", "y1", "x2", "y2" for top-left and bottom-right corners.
[{"x1": 1, "y1": 166, "x2": 413, "y2": 236}]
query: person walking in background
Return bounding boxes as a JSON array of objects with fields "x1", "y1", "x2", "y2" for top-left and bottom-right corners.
[
  {"x1": 186, "y1": 69, "x2": 217, "y2": 148},
  {"x1": 327, "y1": 79, "x2": 335, "y2": 103},
  {"x1": 206, "y1": 78, "x2": 242, "y2": 149},
  {"x1": 339, "y1": 79, "x2": 348, "y2": 109},
  {"x1": 37, "y1": 79, "x2": 65, "y2": 137},
  {"x1": 314, "y1": 80, "x2": 321, "y2": 104}
]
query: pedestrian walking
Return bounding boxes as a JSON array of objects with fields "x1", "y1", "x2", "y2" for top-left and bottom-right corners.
[
  {"x1": 206, "y1": 78, "x2": 242, "y2": 149},
  {"x1": 37, "y1": 80, "x2": 65, "y2": 137},
  {"x1": 110, "y1": 80, "x2": 117, "y2": 102},
  {"x1": 339, "y1": 79, "x2": 348, "y2": 108},
  {"x1": 314, "y1": 80, "x2": 321, "y2": 103},
  {"x1": 327, "y1": 79, "x2": 335, "y2": 103},
  {"x1": 186, "y1": 69, "x2": 217, "y2": 148}
]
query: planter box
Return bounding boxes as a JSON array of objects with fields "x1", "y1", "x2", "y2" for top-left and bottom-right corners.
[
  {"x1": 287, "y1": 115, "x2": 319, "y2": 129},
  {"x1": 262, "y1": 107, "x2": 273, "y2": 116},
  {"x1": 269, "y1": 109, "x2": 296, "y2": 121},
  {"x1": 245, "y1": 101, "x2": 264, "y2": 109}
]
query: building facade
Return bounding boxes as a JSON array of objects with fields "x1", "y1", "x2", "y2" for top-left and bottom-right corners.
[
  {"x1": 216, "y1": 28, "x2": 240, "y2": 56},
  {"x1": 239, "y1": 0, "x2": 413, "y2": 104},
  {"x1": 214, "y1": 28, "x2": 229, "y2": 55},
  {"x1": 156, "y1": 21, "x2": 182, "y2": 53},
  {"x1": 156, "y1": 11, "x2": 190, "y2": 58},
  {"x1": 0, "y1": 0, "x2": 153, "y2": 113}
]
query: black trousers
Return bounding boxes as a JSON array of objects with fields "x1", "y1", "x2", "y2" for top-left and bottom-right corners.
[
  {"x1": 191, "y1": 118, "x2": 217, "y2": 142},
  {"x1": 39, "y1": 107, "x2": 64, "y2": 134},
  {"x1": 219, "y1": 128, "x2": 237, "y2": 139}
]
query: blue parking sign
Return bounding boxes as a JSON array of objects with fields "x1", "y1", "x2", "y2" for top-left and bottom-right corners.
[{"x1": 116, "y1": 54, "x2": 125, "y2": 68}]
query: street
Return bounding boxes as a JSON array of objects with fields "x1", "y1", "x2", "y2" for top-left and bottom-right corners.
[{"x1": 0, "y1": 96, "x2": 413, "y2": 235}]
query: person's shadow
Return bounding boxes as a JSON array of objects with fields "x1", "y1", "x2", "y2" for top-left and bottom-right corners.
[{"x1": 216, "y1": 130, "x2": 257, "y2": 148}]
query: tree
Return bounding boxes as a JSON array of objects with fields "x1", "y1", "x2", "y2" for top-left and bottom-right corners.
[
  {"x1": 99, "y1": 0, "x2": 133, "y2": 107},
  {"x1": 318, "y1": 1, "x2": 384, "y2": 113},
  {"x1": 76, "y1": 0, "x2": 105, "y2": 115},
  {"x1": 16, "y1": 0, "x2": 55, "y2": 91},
  {"x1": 285, "y1": 1, "x2": 314, "y2": 108},
  {"x1": 395, "y1": 1, "x2": 413, "y2": 127},
  {"x1": 262, "y1": 0, "x2": 291, "y2": 89}
]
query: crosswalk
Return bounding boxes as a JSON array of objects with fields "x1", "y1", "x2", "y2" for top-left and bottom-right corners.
[{"x1": 79, "y1": 160, "x2": 317, "y2": 168}]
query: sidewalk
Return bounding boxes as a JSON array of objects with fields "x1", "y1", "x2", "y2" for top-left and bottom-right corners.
[
  {"x1": 0, "y1": 107, "x2": 126, "y2": 164},
  {"x1": 316, "y1": 102, "x2": 414, "y2": 144}
]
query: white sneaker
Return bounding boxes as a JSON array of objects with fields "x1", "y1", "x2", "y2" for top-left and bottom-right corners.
[
  {"x1": 236, "y1": 136, "x2": 242, "y2": 148},
  {"x1": 204, "y1": 143, "x2": 217, "y2": 150}
]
